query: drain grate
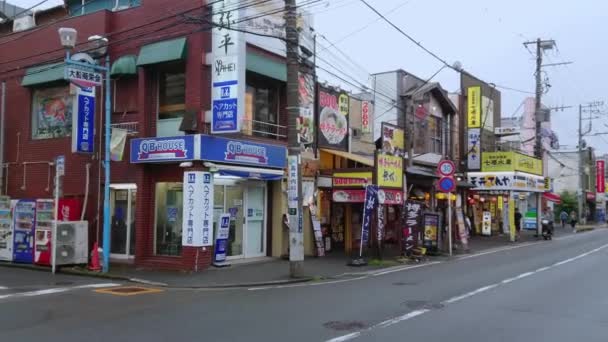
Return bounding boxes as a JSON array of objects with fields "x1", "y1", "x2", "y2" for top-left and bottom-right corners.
[
  {"x1": 94, "y1": 286, "x2": 164, "y2": 296},
  {"x1": 323, "y1": 321, "x2": 367, "y2": 331}
]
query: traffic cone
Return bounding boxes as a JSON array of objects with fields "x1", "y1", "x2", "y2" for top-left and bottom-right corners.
[{"x1": 88, "y1": 242, "x2": 101, "y2": 272}]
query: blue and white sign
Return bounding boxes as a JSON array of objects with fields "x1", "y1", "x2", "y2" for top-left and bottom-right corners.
[
  {"x1": 211, "y1": 0, "x2": 245, "y2": 133},
  {"x1": 72, "y1": 87, "x2": 95, "y2": 154},
  {"x1": 213, "y1": 213, "x2": 231, "y2": 266},
  {"x1": 361, "y1": 185, "x2": 378, "y2": 245},
  {"x1": 130, "y1": 135, "x2": 199, "y2": 163},
  {"x1": 182, "y1": 171, "x2": 214, "y2": 247},
  {"x1": 201, "y1": 135, "x2": 286, "y2": 169}
]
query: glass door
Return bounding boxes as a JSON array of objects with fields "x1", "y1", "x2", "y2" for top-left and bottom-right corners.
[
  {"x1": 225, "y1": 184, "x2": 245, "y2": 259},
  {"x1": 245, "y1": 182, "x2": 266, "y2": 258},
  {"x1": 110, "y1": 185, "x2": 137, "y2": 260}
]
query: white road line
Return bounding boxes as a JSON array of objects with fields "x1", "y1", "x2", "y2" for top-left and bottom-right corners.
[
  {"x1": 324, "y1": 241, "x2": 608, "y2": 342},
  {"x1": 0, "y1": 283, "x2": 120, "y2": 301},
  {"x1": 371, "y1": 262, "x2": 441, "y2": 276},
  {"x1": 0, "y1": 286, "x2": 8, "y2": 290}
]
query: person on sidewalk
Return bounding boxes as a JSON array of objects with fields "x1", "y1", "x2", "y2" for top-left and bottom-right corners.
[
  {"x1": 570, "y1": 210, "x2": 578, "y2": 232},
  {"x1": 560, "y1": 210, "x2": 569, "y2": 228},
  {"x1": 514, "y1": 208, "x2": 522, "y2": 240}
]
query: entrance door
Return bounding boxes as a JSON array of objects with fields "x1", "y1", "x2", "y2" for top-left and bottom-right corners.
[
  {"x1": 244, "y1": 182, "x2": 266, "y2": 258},
  {"x1": 110, "y1": 185, "x2": 136, "y2": 260}
]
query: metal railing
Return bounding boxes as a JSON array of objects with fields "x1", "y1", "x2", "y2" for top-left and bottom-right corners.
[
  {"x1": 241, "y1": 119, "x2": 287, "y2": 139},
  {"x1": 110, "y1": 121, "x2": 139, "y2": 136}
]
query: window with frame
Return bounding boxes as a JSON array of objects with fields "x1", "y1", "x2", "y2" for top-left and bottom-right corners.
[
  {"x1": 154, "y1": 182, "x2": 183, "y2": 256},
  {"x1": 430, "y1": 116, "x2": 443, "y2": 154},
  {"x1": 158, "y1": 64, "x2": 186, "y2": 121},
  {"x1": 244, "y1": 72, "x2": 281, "y2": 138},
  {"x1": 31, "y1": 86, "x2": 73, "y2": 140}
]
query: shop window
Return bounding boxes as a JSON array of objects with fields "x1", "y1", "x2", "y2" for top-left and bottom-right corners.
[
  {"x1": 154, "y1": 182, "x2": 183, "y2": 256},
  {"x1": 244, "y1": 72, "x2": 281, "y2": 138},
  {"x1": 157, "y1": 63, "x2": 186, "y2": 136},
  {"x1": 430, "y1": 116, "x2": 443, "y2": 154},
  {"x1": 31, "y1": 86, "x2": 73, "y2": 140}
]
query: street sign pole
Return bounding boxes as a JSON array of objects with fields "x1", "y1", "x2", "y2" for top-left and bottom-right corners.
[{"x1": 448, "y1": 193, "x2": 452, "y2": 256}]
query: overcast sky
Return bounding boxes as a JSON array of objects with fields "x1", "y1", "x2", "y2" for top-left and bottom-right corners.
[{"x1": 15, "y1": 0, "x2": 608, "y2": 153}]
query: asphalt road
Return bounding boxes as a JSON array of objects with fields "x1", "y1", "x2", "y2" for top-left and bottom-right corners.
[{"x1": 1, "y1": 229, "x2": 608, "y2": 342}]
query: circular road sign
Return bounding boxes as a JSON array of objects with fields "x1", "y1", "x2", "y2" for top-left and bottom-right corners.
[
  {"x1": 437, "y1": 160, "x2": 456, "y2": 177},
  {"x1": 438, "y1": 176, "x2": 456, "y2": 193}
]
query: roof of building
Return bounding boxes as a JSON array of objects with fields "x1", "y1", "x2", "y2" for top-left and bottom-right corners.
[{"x1": 0, "y1": 1, "x2": 30, "y2": 22}]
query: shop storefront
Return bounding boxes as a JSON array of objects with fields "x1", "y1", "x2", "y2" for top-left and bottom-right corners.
[{"x1": 130, "y1": 134, "x2": 286, "y2": 271}]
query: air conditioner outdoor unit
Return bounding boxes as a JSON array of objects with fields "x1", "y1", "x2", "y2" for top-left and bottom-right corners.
[
  {"x1": 55, "y1": 221, "x2": 88, "y2": 265},
  {"x1": 12, "y1": 16, "x2": 35, "y2": 32}
]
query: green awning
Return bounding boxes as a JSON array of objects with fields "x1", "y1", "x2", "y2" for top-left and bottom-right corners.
[
  {"x1": 111, "y1": 55, "x2": 137, "y2": 77},
  {"x1": 21, "y1": 62, "x2": 65, "y2": 87},
  {"x1": 136, "y1": 37, "x2": 187, "y2": 66},
  {"x1": 246, "y1": 52, "x2": 286, "y2": 82}
]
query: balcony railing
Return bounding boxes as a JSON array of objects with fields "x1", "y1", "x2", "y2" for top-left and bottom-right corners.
[{"x1": 242, "y1": 119, "x2": 287, "y2": 140}]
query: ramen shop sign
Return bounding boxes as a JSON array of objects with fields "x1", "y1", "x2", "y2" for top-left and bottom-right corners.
[{"x1": 318, "y1": 86, "x2": 349, "y2": 151}]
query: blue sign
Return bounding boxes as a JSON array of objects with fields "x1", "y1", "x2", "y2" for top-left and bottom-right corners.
[
  {"x1": 72, "y1": 87, "x2": 95, "y2": 153},
  {"x1": 130, "y1": 135, "x2": 197, "y2": 163},
  {"x1": 213, "y1": 213, "x2": 231, "y2": 266},
  {"x1": 438, "y1": 176, "x2": 456, "y2": 193},
  {"x1": 361, "y1": 185, "x2": 378, "y2": 245},
  {"x1": 212, "y1": 97, "x2": 238, "y2": 132},
  {"x1": 201, "y1": 135, "x2": 286, "y2": 169}
]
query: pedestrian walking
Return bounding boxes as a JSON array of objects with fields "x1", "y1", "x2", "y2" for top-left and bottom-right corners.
[
  {"x1": 560, "y1": 210, "x2": 568, "y2": 228},
  {"x1": 514, "y1": 208, "x2": 522, "y2": 240},
  {"x1": 570, "y1": 210, "x2": 578, "y2": 232}
]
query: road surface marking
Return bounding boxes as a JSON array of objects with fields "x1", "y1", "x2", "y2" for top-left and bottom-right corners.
[
  {"x1": 0, "y1": 283, "x2": 120, "y2": 301},
  {"x1": 324, "y1": 241, "x2": 608, "y2": 342},
  {"x1": 94, "y1": 286, "x2": 164, "y2": 296},
  {"x1": 248, "y1": 277, "x2": 368, "y2": 291},
  {"x1": 371, "y1": 262, "x2": 442, "y2": 276},
  {"x1": 0, "y1": 286, "x2": 7, "y2": 290}
]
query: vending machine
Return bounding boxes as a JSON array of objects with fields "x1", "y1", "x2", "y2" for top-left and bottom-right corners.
[
  {"x1": 13, "y1": 199, "x2": 36, "y2": 263},
  {"x1": 34, "y1": 199, "x2": 55, "y2": 266},
  {"x1": 0, "y1": 196, "x2": 13, "y2": 261}
]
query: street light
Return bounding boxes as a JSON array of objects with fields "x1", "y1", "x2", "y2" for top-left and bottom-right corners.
[{"x1": 58, "y1": 27, "x2": 112, "y2": 273}]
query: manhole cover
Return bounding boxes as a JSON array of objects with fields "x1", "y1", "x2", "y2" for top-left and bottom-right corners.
[
  {"x1": 94, "y1": 286, "x2": 164, "y2": 296},
  {"x1": 323, "y1": 321, "x2": 367, "y2": 331},
  {"x1": 402, "y1": 300, "x2": 444, "y2": 310}
]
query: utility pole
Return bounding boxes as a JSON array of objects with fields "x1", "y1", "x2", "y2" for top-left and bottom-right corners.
[
  {"x1": 578, "y1": 101, "x2": 604, "y2": 225},
  {"x1": 285, "y1": 0, "x2": 304, "y2": 277},
  {"x1": 0, "y1": 81, "x2": 5, "y2": 195},
  {"x1": 523, "y1": 38, "x2": 555, "y2": 236}
]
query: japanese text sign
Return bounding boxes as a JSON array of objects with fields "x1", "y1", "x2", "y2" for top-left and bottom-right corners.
[
  {"x1": 467, "y1": 86, "x2": 481, "y2": 128},
  {"x1": 402, "y1": 200, "x2": 423, "y2": 255},
  {"x1": 361, "y1": 185, "x2": 378, "y2": 245},
  {"x1": 376, "y1": 153, "x2": 403, "y2": 188},
  {"x1": 182, "y1": 172, "x2": 214, "y2": 247},
  {"x1": 65, "y1": 66, "x2": 102, "y2": 88},
  {"x1": 318, "y1": 86, "x2": 349, "y2": 151},
  {"x1": 467, "y1": 128, "x2": 481, "y2": 170},
  {"x1": 332, "y1": 171, "x2": 372, "y2": 187},
  {"x1": 72, "y1": 86, "x2": 95, "y2": 154},
  {"x1": 597, "y1": 160, "x2": 605, "y2": 193},
  {"x1": 361, "y1": 101, "x2": 371, "y2": 133},
  {"x1": 481, "y1": 151, "x2": 542, "y2": 175}
]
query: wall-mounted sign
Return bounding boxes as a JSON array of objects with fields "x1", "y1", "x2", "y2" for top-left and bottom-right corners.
[
  {"x1": 361, "y1": 101, "x2": 371, "y2": 133},
  {"x1": 381, "y1": 122, "x2": 405, "y2": 156},
  {"x1": 467, "y1": 172, "x2": 545, "y2": 193},
  {"x1": 494, "y1": 126, "x2": 519, "y2": 135},
  {"x1": 377, "y1": 189, "x2": 403, "y2": 205},
  {"x1": 130, "y1": 135, "x2": 198, "y2": 163},
  {"x1": 467, "y1": 128, "x2": 481, "y2": 170},
  {"x1": 182, "y1": 172, "x2": 214, "y2": 247},
  {"x1": 332, "y1": 189, "x2": 366, "y2": 203},
  {"x1": 467, "y1": 86, "x2": 481, "y2": 128},
  {"x1": 597, "y1": 160, "x2": 605, "y2": 193},
  {"x1": 318, "y1": 86, "x2": 349, "y2": 151},
  {"x1": 376, "y1": 154, "x2": 403, "y2": 188},
  {"x1": 297, "y1": 72, "x2": 315, "y2": 146},
  {"x1": 211, "y1": 0, "x2": 246, "y2": 133},
  {"x1": 332, "y1": 171, "x2": 372, "y2": 187},
  {"x1": 72, "y1": 86, "x2": 95, "y2": 154},
  {"x1": 481, "y1": 151, "x2": 542, "y2": 175},
  {"x1": 200, "y1": 135, "x2": 286, "y2": 169},
  {"x1": 65, "y1": 65, "x2": 102, "y2": 88}
]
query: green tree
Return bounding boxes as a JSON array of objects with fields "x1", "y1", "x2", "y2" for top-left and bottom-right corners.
[{"x1": 555, "y1": 191, "x2": 577, "y2": 219}]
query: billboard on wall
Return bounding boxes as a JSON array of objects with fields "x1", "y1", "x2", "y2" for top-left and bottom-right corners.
[
  {"x1": 467, "y1": 86, "x2": 481, "y2": 128},
  {"x1": 297, "y1": 72, "x2": 315, "y2": 146},
  {"x1": 481, "y1": 151, "x2": 542, "y2": 175},
  {"x1": 318, "y1": 86, "x2": 349, "y2": 151},
  {"x1": 467, "y1": 128, "x2": 481, "y2": 170},
  {"x1": 381, "y1": 122, "x2": 405, "y2": 157}
]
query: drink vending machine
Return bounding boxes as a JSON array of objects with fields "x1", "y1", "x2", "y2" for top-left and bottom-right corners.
[
  {"x1": 0, "y1": 196, "x2": 13, "y2": 261},
  {"x1": 13, "y1": 200, "x2": 36, "y2": 263},
  {"x1": 34, "y1": 199, "x2": 55, "y2": 266}
]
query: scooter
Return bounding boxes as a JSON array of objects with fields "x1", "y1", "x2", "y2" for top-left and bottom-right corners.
[{"x1": 541, "y1": 219, "x2": 553, "y2": 240}]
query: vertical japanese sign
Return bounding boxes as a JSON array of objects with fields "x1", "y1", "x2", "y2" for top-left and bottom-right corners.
[
  {"x1": 71, "y1": 86, "x2": 95, "y2": 153},
  {"x1": 182, "y1": 172, "x2": 214, "y2": 247},
  {"x1": 467, "y1": 128, "x2": 481, "y2": 170},
  {"x1": 287, "y1": 155, "x2": 303, "y2": 261},
  {"x1": 361, "y1": 101, "x2": 371, "y2": 133},
  {"x1": 376, "y1": 153, "x2": 403, "y2": 188},
  {"x1": 361, "y1": 185, "x2": 378, "y2": 246},
  {"x1": 403, "y1": 200, "x2": 423, "y2": 255},
  {"x1": 467, "y1": 86, "x2": 481, "y2": 128},
  {"x1": 597, "y1": 160, "x2": 605, "y2": 193},
  {"x1": 213, "y1": 213, "x2": 231, "y2": 265},
  {"x1": 211, "y1": 0, "x2": 245, "y2": 133},
  {"x1": 297, "y1": 72, "x2": 315, "y2": 146},
  {"x1": 377, "y1": 205, "x2": 385, "y2": 244}
]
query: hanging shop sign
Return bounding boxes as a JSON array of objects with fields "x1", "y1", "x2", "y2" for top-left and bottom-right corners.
[
  {"x1": 422, "y1": 213, "x2": 439, "y2": 250},
  {"x1": 65, "y1": 65, "x2": 102, "y2": 88},
  {"x1": 332, "y1": 189, "x2": 366, "y2": 203},
  {"x1": 361, "y1": 101, "x2": 371, "y2": 133},
  {"x1": 297, "y1": 72, "x2": 315, "y2": 146},
  {"x1": 71, "y1": 86, "x2": 95, "y2": 154},
  {"x1": 376, "y1": 153, "x2": 403, "y2": 188},
  {"x1": 597, "y1": 160, "x2": 605, "y2": 193},
  {"x1": 377, "y1": 189, "x2": 403, "y2": 205},
  {"x1": 200, "y1": 135, "x2": 286, "y2": 169},
  {"x1": 467, "y1": 86, "x2": 481, "y2": 128},
  {"x1": 402, "y1": 200, "x2": 423, "y2": 256},
  {"x1": 332, "y1": 171, "x2": 372, "y2": 187},
  {"x1": 481, "y1": 151, "x2": 542, "y2": 176},
  {"x1": 211, "y1": 0, "x2": 246, "y2": 133},
  {"x1": 361, "y1": 185, "x2": 378, "y2": 245},
  {"x1": 467, "y1": 172, "x2": 545, "y2": 193},
  {"x1": 494, "y1": 126, "x2": 519, "y2": 136},
  {"x1": 318, "y1": 86, "x2": 349, "y2": 151},
  {"x1": 130, "y1": 135, "x2": 198, "y2": 163},
  {"x1": 182, "y1": 172, "x2": 214, "y2": 247},
  {"x1": 381, "y1": 122, "x2": 405, "y2": 157},
  {"x1": 213, "y1": 213, "x2": 231, "y2": 265},
  {"x1": 467, "y1": 128, "x2": 481, "y2": 170}
]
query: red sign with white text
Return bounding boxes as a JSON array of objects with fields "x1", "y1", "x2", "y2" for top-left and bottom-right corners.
[{"x1": 597, "y1": 160, "x2": 605, "y2": 193}]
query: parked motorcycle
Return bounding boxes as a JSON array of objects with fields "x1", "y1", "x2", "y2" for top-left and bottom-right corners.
[{"x1": 541, "y1": 219, "x2": 553, "y2": 240}]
